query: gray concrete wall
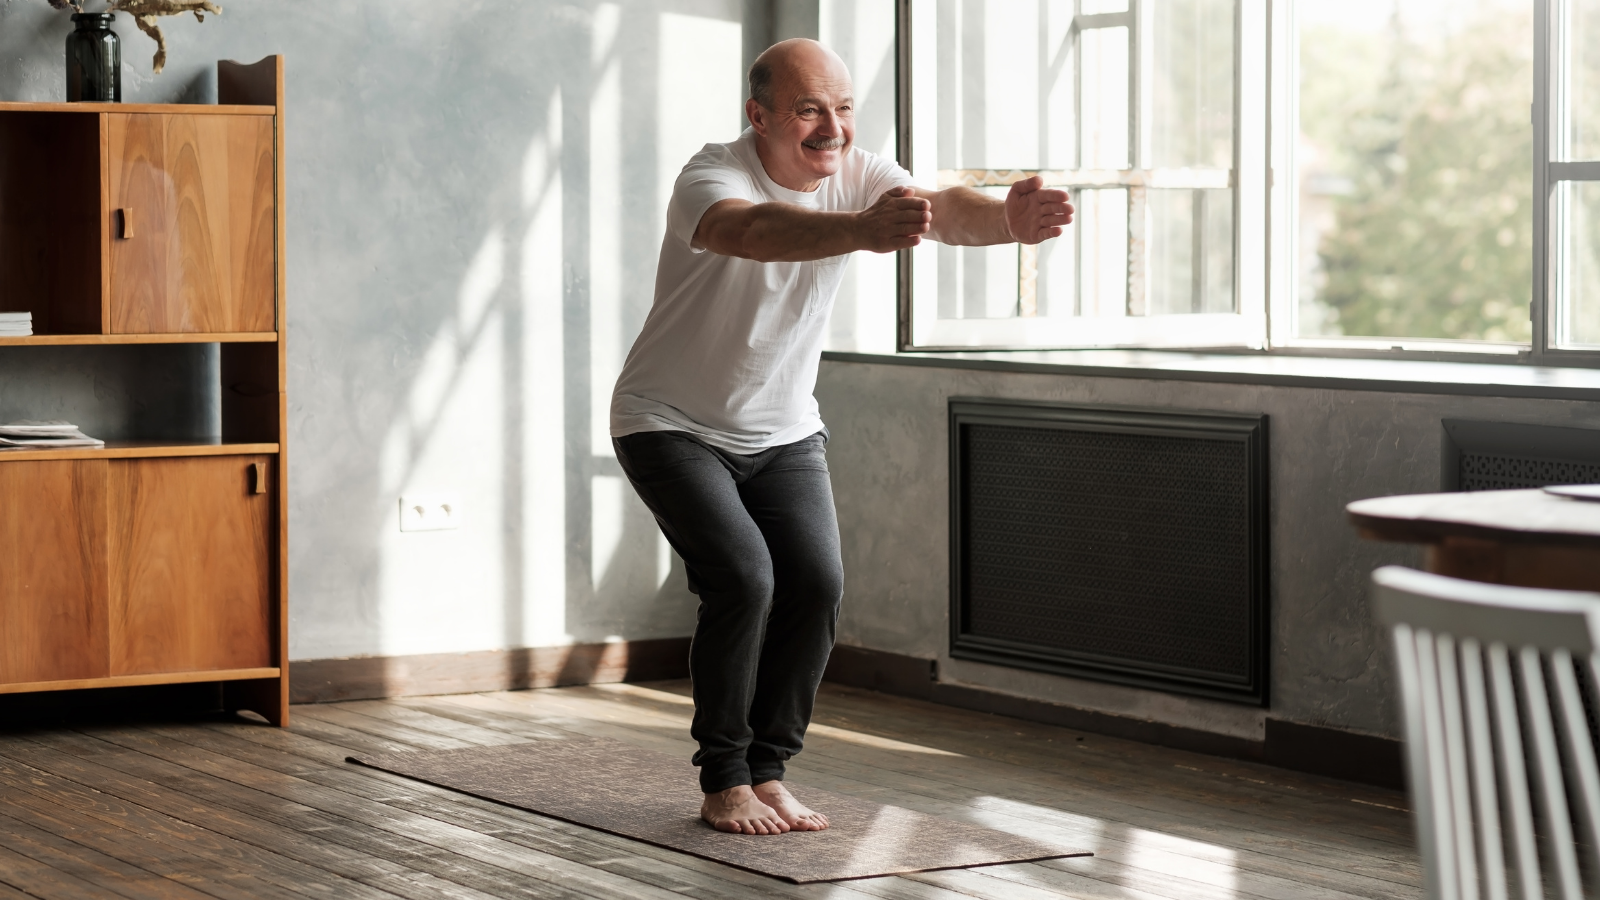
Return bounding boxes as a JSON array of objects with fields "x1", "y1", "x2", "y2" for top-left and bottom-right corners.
[
  {"x1": 815, "y1": 359, "x2": 1600, "y2": 741},
  {"x1": 0, "y1": 0, "x2": 768, "y2": 661}
]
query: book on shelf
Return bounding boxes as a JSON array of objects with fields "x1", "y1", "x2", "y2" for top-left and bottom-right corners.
[
  {"x1": 0, "y1": 312, "x2": 31, "y2": 337},
  {"x1": 0, "y1": 421, "x2": 104, "y2": 449}
]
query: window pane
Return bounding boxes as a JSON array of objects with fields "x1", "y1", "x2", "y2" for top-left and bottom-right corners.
[
  {"x1": 1568, "y1": 0, "x2": 1600, "y2": 160},
  {"x1": 1297, "y1": 1, "x2": 1532, "y2": 343},
  {"x1": 1081, "y1": 26, "x2": 1130, "y2": 169},
  {"x1": 934, "y1": 0, "x2": 1073, "y2": 171},
  {"x1": 1080, "y1": 188, "x2": 1129, "y2": 316},
  {"x1": 1149, "y1": 0, "x2": 1235, "y2": 169},
  {"x1": 909, "y1": 0, "x2": 1235, "y2": 344},
  {"x1": 821, "y1": 0, "x2": 899, "y2": 352},
  {"x1": 1559, "y1": 181, "x2": 1600, "y2": 346},
  {"x1": 1146, "y1": 188, "x2": 1234, "y2": 315}
]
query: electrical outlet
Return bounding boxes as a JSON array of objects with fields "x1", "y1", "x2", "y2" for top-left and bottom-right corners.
[{"x1": 399, "y1": 493, "x2": 461, "y2": 532}]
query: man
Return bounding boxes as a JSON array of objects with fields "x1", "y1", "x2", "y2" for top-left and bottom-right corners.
[{"x1": 610, "y1": 39, "x2": 1072, "y2": 835}]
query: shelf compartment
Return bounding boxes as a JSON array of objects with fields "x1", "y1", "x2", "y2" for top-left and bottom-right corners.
[
  {"x1": 0, "y1": 331, "x2": 277, "y2": 346},
  {"x1": 0, "y1": 667, "x2": 281, "y2": 695},
  {"x1": 0, "y1": 441, "x2": 279, "y2": 463}
]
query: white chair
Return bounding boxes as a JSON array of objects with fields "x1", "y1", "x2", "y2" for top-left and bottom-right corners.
[{"x1": 1373, "y1": 566, "x2": 1600, "y2": 900}]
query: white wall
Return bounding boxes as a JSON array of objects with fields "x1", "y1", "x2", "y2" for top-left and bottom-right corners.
[{"x1": 0, "y1": 0, "x2": 753, "y2": 661}]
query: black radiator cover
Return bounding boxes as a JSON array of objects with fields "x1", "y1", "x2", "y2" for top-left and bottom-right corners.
[{"x1": 949, "y1": 399, "x2": 1270, "y2": 705}]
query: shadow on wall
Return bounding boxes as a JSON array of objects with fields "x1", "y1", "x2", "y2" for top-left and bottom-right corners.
[
  {"x1": 0, "y1": 0, "x2": 750, "y2": 663},
  {"x1": 364, "y1": 0, "x2": 748, "y2": 662}
]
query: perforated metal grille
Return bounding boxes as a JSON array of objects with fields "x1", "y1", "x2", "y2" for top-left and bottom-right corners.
[
  {"x1": 961, "y1": 423, "x2": 1252, "y2": 681},
  {"x1": 1459, "y1": 453, "x2": 1600, "y2": 491}
]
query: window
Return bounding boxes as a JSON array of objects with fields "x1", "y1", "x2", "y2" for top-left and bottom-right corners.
[
  {"x1": 1285, "y1": 1, "x2": 1533, "y2": 350},
  {"x1": 900, "y1": 0, "x2": 1265, "y2": 350},
  {"x1": 1552, "y1": 0, "x2": 1600, "y2": 351},
  {"x1": 889, "y1": 0, "x2": 1600, "y2": 363}
]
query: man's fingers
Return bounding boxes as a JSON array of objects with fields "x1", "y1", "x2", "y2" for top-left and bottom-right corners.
[
  {"x1": 1038, "y1": 213, "x2": 1074, "y2": 227},
  {"x1": 1033, "y1": 188, "x2": 1070, "y2": 204},
  {"x1": 1009, "y1": 175, "x2": 1045, "y2": 195}
]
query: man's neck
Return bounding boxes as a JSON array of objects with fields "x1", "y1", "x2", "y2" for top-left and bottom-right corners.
[{"x1": 753, "y1": 135, "x2": 823, "y2": 193}]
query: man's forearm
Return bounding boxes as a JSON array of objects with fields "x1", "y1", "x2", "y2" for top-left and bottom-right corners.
[
  {"x1": 925, "y1": 186, "x2": 1012, "y2": 246},
  {"x1": 712, "y1": 202, "x2": 865, "y2": 262}
]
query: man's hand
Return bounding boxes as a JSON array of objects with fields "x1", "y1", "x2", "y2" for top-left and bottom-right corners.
[
  {"x1": 853, "y1": 187, "x2": 932, "y2": 253},
  {"x1": 1004, "y1": 175, "x2": 1074, "y2": 245}
]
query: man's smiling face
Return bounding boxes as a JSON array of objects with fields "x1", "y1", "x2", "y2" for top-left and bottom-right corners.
[{"x1": 748, "y1": 41, "x2": 855, "y2": 192}]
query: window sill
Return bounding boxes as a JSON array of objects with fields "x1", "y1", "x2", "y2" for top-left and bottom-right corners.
[{"x1": 820, "y1": 349, "x2": 1600, "y2": 402}]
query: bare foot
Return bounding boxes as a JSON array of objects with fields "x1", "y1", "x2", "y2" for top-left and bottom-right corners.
[
  {"x1": 701, "y1": 785, "x2": 791, "y2": 835},
  {"x1": 753, "y1": 780, "x2": 829, "y2": 831}
]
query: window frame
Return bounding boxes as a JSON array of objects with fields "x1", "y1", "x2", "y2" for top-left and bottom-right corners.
[{"x1": 892, "y1": 0, "x2": 1600, "y2": 367}]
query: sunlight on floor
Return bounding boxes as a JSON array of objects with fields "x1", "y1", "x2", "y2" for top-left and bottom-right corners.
[
  {"x1": 594, "y1": 683, "x2": 965, "y2": 756},
  {"x1": 973, "y1": 795, "x2": 1242, "y2": 898}
]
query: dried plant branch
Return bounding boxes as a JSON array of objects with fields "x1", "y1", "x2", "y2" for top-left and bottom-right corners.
[
  {"x1": 107, "y1": 0, "x2": 221, "y2": 73},
  {"x1": 42, "y1": 0, "x2": 222, "y2": 74}
]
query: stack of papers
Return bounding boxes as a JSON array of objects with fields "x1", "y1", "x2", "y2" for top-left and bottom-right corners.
[
  {"x1": 0, "y1": 421, "x2": 105, "y2": 449},
  {"x1": 0, "y1": 312, "x2": 31, "y2": 336}
]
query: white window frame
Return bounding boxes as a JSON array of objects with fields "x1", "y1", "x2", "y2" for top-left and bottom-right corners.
[
  {"x1": 895, "y1": 0, "x2": 1600, "y2": 366},
  {"x1": 896, "y1": 0, "x2": 1266, "y2": 352}
]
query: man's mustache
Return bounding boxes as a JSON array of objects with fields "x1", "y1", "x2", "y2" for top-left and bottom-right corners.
[{"x1": 802, "y1": 136, "x2": 846, "y2": 151}]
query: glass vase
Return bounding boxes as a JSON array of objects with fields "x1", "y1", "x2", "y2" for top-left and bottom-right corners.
[{"x1": 65, "y1": 13, "x2": 121, "y2": 103}]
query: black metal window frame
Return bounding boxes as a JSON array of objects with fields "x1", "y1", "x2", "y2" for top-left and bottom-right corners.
[{"x1": 948, "y1": 398, "x2": 1271, "y2": 705}]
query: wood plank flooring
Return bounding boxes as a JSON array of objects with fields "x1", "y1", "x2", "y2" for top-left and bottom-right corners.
[{"x1": 0, "y1": 680, "x2": 1421, "y2": 899}]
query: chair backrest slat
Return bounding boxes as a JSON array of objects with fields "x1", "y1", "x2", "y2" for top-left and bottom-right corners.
[
  {"x1": 1374, "y1": 567, "x2": 1600, "y2": 900},
  {"x1": 1414, "y1": 627, "x2": 1463, "y2": 899},
  {"x1": 1487, "y1": 643, "x2": 1543, "y2": 900},
  {"x1": 1458, "y1": 639, "x2": 1508, "y2": 900},
  {"x1": 1550, "y1": 649, "x2": 1600, "y2": 880},
  {"x1": 1434, "y1": 635, "x2": 1481, "y2": 900},
  {"x1": 1514, "y1": 647, "x2": 1583, "y2": 900}
]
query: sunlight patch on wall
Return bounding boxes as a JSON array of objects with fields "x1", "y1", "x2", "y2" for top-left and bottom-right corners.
[
  {"x1": 591, "y1": 3, "x2": 624, "y2": 457},
  {"x1": 376, "y1": 221, "x2": 510, "y2": 656},
  {"x1": 657, "y1": 12, "x2": 743, "y2": 217},
  {"x1": 520, "y1": 87, "x2": 568, "y2": 646},
  {"x1": 592, "y1": 474, "x2": 625, "y2": 583}
]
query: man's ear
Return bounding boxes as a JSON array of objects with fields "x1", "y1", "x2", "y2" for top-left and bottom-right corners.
[{"x1": 746, "y1": 97, "x2": 768, "y2": 136}]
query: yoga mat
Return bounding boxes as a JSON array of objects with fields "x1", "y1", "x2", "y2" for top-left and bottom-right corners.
[{"x1": 348, "y1": 734, "x2": 1089, "y2": 883}]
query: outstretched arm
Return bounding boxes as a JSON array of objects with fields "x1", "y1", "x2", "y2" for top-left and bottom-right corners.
[
  {"x1": 917, "y1": 176, "x2": 1074, "y2": 246},
  {"x1": 693, "y1": 187, "x2": 933, "y2": 262}
]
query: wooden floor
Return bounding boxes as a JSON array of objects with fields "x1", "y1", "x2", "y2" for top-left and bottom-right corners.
[{"x1": 0, "y1": 680, "x2": 1421, "y2": 899}]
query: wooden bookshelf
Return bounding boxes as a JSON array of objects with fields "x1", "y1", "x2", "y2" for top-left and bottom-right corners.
[{"x1": 0, "y1": 58, "x2": 290, "y2": 725}]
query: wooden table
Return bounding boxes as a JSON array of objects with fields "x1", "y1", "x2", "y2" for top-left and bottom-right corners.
[{"x1": 1348, "y1": 489, "x2": 1600, "y2": 590}]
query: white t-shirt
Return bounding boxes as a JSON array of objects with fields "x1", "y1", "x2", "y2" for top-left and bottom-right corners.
[{"x1": 609, "y1": 128, "x2": 914, "y2": 453}]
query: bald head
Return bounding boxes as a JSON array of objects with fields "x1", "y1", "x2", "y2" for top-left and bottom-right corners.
[
  {"x1": 744, "y1": 39, "x2": 856, "y2": 192},
  {"x1": 748, "y1": 39, "x2": 850, "y2": 111}
]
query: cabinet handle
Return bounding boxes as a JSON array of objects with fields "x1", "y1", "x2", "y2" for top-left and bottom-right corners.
[
  {"x1": 250, "y1": 461, "x2": 268, "y2": 494},
  {"x1": 117, "y1": 208, "x2": 135, "y2": 240}
]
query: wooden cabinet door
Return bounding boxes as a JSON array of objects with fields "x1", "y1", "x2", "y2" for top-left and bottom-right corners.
[
  {"x1": 0, "y1": 460, "x2": 109, "y2": 685},
  {"x1": 108, "y1": 456, "x2": 273, "y2": 675},
  {"x1": 106, "y1": 113, "x2": 276, "y2": 334}
]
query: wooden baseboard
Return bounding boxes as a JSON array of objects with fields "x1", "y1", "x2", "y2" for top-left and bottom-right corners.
[
  {"x1": 289, "y1": 637, "x2": 692, "y2": 704},
  {"x1": 291, "y1": 639, "x2": 1405, "y2": 791},
  {"x1": 821, "y1": 644, "x2": 1406, "y2": 791}
]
